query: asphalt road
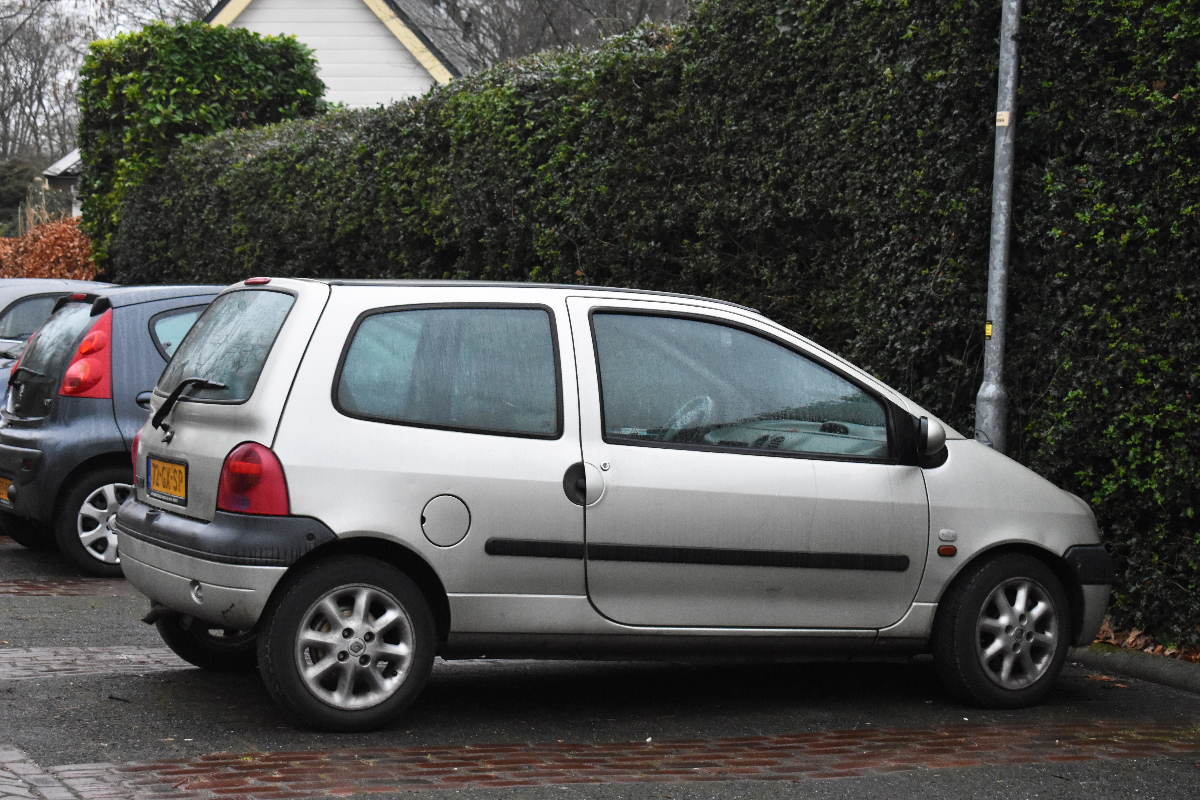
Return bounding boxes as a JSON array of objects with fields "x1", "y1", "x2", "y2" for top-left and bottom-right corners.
[{"x1": 2, "y1": 536, "x2": 1198, "y2": 799}]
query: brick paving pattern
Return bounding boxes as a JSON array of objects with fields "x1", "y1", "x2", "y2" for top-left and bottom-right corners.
[
  {"x1": 0, "y1": 747, "x2": 75, "y2": 800},
  {"x1": 0, "y1": 579, "x2": 139, "y2": 598},
  {"x1": 0, "y1": 646, "x2": 186, "y2": 681},
  {"x1": 49, "y1": 718, "x2": 1200, "y2": 799}
]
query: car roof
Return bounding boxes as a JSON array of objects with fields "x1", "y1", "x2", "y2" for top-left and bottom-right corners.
[
  {"x1": 72, "y1": 285, "x2": 223, "y2": 309},
  {"x1": 322, "y1": 280, "x2": 759, "y2": 314}
]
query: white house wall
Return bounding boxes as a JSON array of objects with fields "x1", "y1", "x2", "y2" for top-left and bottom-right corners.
[{"x1": 231, "y1": 0, "x2": 436, "y2": 108}]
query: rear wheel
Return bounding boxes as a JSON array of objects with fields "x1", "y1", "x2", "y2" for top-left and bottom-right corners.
[
  {"x1": 258, "y1": 556, "x2": 436, "y2": 732},
  {"x1": 156, "y1": 615, "x2": 257, "y2": 671},
  {"x1": 932, "y1": 553, "x2": 1070, "y2": 708},
  {"x1": 0, "y1": 511, "x2": 55, "y2": 551},
  {"x1": 55, "y1": 465, "x2": 132, "y2": 578}
]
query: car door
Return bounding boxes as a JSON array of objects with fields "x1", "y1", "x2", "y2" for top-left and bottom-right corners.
[{"x1": 567, "y1": 297, "x2": 929, "y2": 629}]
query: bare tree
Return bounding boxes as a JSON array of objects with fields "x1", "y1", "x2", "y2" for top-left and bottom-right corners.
[{"x1": 417, "y1": 0, "x2": 690, "y2": 68}]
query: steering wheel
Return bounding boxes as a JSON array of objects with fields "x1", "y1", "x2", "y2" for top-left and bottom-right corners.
[{"x1": 659, "y1": 395, "x2": 715, "y2": 442}]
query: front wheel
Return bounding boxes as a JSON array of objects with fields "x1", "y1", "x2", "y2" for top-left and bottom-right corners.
[
  {"x1": 932, "y1": 553, "x2": 1070, "y2": 708},
  {"x1": 156, "y1": 614, "x2": 258, "y2": 671},
  {"x1": 55, "y1": 465, "x2": 132, "y2": 577},
  {"x1": 257, "y1": 556, "x2": 436, "y2": 732}
]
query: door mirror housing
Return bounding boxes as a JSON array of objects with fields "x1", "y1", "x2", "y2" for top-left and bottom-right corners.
[{"x1": 917, "y1": 416, "x2": 946, "y2": 457}]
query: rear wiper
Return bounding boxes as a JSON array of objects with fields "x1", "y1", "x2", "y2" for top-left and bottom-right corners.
[
  {"x1": 7, "y1": 365, "x2": 43, "y2": 386},
  {"x1": 151, "y1": 377, "x2": 227, "y2": 430}
]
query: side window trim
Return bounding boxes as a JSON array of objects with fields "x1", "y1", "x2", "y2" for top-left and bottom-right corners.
[
  {"x1": 586, "y1": 306, "x2": 898, "y2": 464},
  {"x1": 147, "y1": 304, "x2": 208, "y2": 361},
  {"x1": 331, "y1": 303, "x2": 566, "y2": 441}
]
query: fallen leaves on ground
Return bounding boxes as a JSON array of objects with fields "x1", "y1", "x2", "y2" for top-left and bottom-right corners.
[{"x1": 1095, "y1": 616, "x2": 1200, "y2": 664}]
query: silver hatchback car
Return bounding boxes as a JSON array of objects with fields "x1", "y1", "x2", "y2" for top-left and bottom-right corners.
[{"x1": 116, "y1": 279, "x2": 1112, "y2": 731}]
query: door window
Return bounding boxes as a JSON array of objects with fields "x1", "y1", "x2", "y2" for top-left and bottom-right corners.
[
  {"x1": 336, "y1": 306, "x2": 560, "y2": 438},
  {"x1": 592, "y1": 313, "x2": 889, "y2": 458}
]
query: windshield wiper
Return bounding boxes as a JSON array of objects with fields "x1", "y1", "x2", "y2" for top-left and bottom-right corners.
[
  {"x1": 7, "y1": 365, "x2": 43, "y2": 386},
  {"x1": 151, "y1": 377, "x2": 227, "y2": 430}
]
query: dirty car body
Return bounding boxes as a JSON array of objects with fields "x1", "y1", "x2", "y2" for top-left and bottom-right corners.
[{"x1": 116, "y1": 279, "x2": 1113, "y2": 731}]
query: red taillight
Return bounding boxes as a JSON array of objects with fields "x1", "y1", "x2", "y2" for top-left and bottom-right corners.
[
  {"x1": 217, "y1": 442, "x2": 289, "y2": 515},
  {"x1": 59, "y1": 310, "x2": 112, "y2": 399},
  {"x1": 131, "y1": 431, "x2": 140, "y2": 472}
]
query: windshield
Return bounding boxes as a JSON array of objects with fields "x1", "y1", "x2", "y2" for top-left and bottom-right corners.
[
  {"x1": 156, "y1": 289, "x2": 295, "y2": 402},
  {"x1": 7, "y1": 302, "x2": 94, "y2": 418},
  {"x1": 0, "y1": 295, "x2": 60, "y2": 341}
]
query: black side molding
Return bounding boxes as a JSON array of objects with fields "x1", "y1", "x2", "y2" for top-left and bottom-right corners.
[
  {"x1": 485, "y1": 538, "x2": 909, "y2": 572},
  {"x1": 1064, "y1": 544, "x2": 1115, "y2": 585}
]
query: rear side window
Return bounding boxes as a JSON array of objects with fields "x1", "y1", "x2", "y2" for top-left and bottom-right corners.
[
  {"x1": 0, "y1": 295, "x2": 59, "y2": 341},
  {"x1": 7, "y1": 302, "x2": 94, "y2": 417},
  {"x1": 336, "y1": 307, "x2": 560, "y2": 438},
  {"x1": 149, "y1": 306, "x2": 205, "y2": 359},
  {"x1": 156, "y1": 290, "x2": 294, "y2": 402}
]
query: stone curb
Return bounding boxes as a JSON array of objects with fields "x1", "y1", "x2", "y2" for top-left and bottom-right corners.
[{"x1": 1070, "y1": 644, "x2": 1200, "y2": 695}]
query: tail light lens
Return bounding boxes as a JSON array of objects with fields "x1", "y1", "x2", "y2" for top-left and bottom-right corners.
[
  {"x1": 59, "y1": 310, "x2": 112, "y2": 398},
  {"x1": 131, "y1": 431, "x2": 140, "y2": 473},
  {"x1": 217, "y1": 442, "x2": 289, "y2": 515}
]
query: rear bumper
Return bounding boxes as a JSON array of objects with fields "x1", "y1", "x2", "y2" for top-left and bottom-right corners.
[{"x1": 114, "y1": 497, "x2": 336, "y2": 629}]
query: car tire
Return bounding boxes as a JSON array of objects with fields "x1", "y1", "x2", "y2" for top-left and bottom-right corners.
[
  {"x1": 156, "y1": 615, "x2": 258, "y2": 671},
  {"x1": 0, "y1": 510, "x2": 56, "y2": 551},
  {"x1": 257, "y1": 555, "x2": 436, "y2": 732},
  {"x1": 932, "y1": 553, "x2": 1070, "y2": 708},
  {"x1": 54, "y1": 465, "x2": 132, "y2": 578}
]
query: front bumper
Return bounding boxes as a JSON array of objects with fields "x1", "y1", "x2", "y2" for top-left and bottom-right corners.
[
  {"x1": 1064, "y1": 545, "x2": 1115, "y2": 647},
  {"x1": 115, "y1": 498, "x2": 336, "y2": 629}
]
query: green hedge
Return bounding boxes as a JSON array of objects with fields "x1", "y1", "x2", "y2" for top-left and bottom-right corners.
[
  {"x1": 78, "y1": 21, "x2": 326, "y2": 266},
  {"x1": 111, "y1": 1, "x2": 1200, "y2": 644}
]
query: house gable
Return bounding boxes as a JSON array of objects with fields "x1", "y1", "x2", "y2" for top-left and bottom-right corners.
[{"x1": 206, "y1": 0, "x2": 467, "y2": 108}]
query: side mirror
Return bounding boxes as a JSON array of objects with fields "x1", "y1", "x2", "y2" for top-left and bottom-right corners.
[{"x1": 917, "y1": 416, "x2": 946, "y2": 456}]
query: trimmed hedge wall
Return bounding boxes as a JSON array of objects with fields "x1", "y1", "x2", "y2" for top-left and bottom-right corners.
[
  {"x1": 111, "y1": 0, "x2": 1200, "y2": 643},
  {"x1": 78, "y1": 21, "x2": 325, "y2": 267}
]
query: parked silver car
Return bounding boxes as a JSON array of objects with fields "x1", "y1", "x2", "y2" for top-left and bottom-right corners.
[{"x1": 115, "y1": 279, "x2": 1112, "y2": 731}]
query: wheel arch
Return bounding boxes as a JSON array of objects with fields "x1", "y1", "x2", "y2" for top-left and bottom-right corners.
[
  {"x1": 932, "y1": 542, "x2": 1087, "y2": 646},
  {"x1": 278, "y1": 535, "x2": 452, "y2": 643},
  {"x1": 52, "y1": 452, "x2": 132, "y2": 522}
]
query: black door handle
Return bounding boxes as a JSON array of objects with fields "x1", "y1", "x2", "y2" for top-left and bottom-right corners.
[{"x1": 563, "y1": 462, "x2": 586, "y2": 506}]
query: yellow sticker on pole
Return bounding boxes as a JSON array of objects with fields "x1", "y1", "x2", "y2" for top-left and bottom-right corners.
[
  {"x1": 995, "y1": 112, "x2": 1010, "y2": 127},
  {"x1": 985, "y1": 321, "x2": 994, "y2": 339}
]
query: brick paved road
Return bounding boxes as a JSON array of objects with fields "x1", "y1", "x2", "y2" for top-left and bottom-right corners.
[
  {"x1": 4, "y1": 534, "x2": 1200, "y2": 799},
  {"x1": 2, "y1": 718, "x2": 1199, "y2": 799}
]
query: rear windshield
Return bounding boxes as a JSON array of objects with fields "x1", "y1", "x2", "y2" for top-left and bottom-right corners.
[
  {"x1": 7, "y1": 302, "x2": 94, "y2": 417},
  {"x1": 156, "y1": 289, "x2": 295, "y2": 403}
]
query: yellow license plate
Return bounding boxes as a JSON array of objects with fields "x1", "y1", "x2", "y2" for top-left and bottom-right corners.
[
  {"x1": 148, "y1": 457, "x2": 187, "y2": 504},
  {"x1": 0, "y1": 478, "x2": 10, "y2": 503}
]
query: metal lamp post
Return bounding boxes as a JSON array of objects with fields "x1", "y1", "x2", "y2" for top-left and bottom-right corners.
[{"x1": 975, "y1": 0, "x2": 1022, "y2": 453}]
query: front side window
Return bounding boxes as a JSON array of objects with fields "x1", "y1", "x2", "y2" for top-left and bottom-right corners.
[
  {"x1": 156, "y1": 290, "x2": 295, "y2": 402},
  {"x1": 336, "y1": 307, "x2": 560, "y2": 438},
  {"x1": 592, "y1": 313, "x2": 889, "y2": 459},
  {"x1": 0, "y1": 295, "x2": 59, "y2": 341}
]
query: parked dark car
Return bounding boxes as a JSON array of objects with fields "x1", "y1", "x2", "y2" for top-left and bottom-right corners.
[
  {"x1": 0, "y1": 285, "x2": 219, "y2": 575},
  {"x1": 0, "y1": 279, "x2": 116, "y2": 385}
]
